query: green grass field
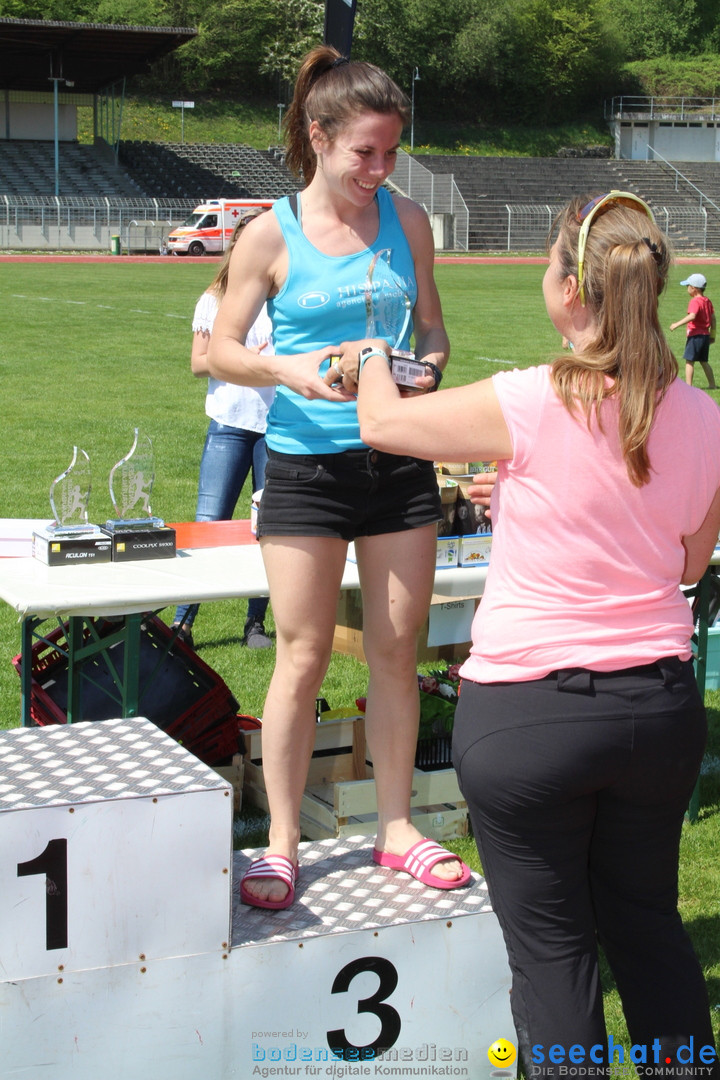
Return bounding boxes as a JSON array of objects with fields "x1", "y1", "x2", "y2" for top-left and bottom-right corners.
[{"x1": 1, "y1": 256, "x2": 718, "y2": 1054}]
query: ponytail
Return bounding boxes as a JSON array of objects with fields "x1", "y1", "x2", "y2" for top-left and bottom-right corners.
[
  {"x1": 550, "y1": 199, "x2": 676, "y2": 487},
  {"x1": 284, "y1": 45, "x2": 409, "y2": 184}
]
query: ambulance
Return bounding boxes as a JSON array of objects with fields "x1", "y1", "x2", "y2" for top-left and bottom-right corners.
[{"x1": 167, "y1": 198, "x2": 274, "y2": 256}]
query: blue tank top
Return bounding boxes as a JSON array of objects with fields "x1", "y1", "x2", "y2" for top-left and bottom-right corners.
[{"x1": 266, "y1": 187, "x2": 417, "y2": 454}]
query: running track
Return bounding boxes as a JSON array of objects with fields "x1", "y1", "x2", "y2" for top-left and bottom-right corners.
[{"x1": 1, "y1": 254, "x2": 718, "y2": 265}]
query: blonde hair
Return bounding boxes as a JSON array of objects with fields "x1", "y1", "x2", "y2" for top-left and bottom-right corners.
[
  {"x1": 550, "y1": 197, "x2": 677, "y2": 487},
  {"x1": 284, "y1": 45, "x2": 410, "y2": 184}
]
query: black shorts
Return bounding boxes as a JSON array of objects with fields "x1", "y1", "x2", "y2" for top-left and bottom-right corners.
[
  {"x1": 257, "y1": 447, "x2": 442, "y2": 540},
  {"x1": 683, "y1": 334, "x2": 711, "y2": 365}
]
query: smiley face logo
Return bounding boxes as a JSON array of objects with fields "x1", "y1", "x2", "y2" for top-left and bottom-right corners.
[{"x1": 488, "y1": 1038, "x2": 517, "y2": 1069}]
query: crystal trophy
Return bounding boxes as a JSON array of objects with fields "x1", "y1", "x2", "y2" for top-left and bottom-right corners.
[
  {"x1": 364, "y1": 247, "x2": 413, "y2": 351},
  {"x1": 32, "y1": 448, "x2": 112, "y2": 564},
  {"x1": 105, "y1": 429, "x2": 175, "y2": 561},
  {"x1": 48, "y1": 446, "x2": 94, "y2": 535},
  {"x1": 107, "y1": 429, "x2": 162, "y2": 530},
  {"x1": 364, "y1": 247, "x2": 426, "y2": 388}
]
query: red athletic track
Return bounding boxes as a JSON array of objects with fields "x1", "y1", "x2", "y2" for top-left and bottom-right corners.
[{"x1": 1, "y1": 254, "x2": 719, "y2": 265}]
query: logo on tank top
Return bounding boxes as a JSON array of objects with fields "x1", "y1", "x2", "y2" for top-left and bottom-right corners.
[{"x1": 298, "y1": 291, "x2": 330, "y2": 309}]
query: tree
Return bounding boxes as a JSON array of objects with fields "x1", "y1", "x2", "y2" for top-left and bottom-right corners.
[
  {"x1": 259, "y1": 0, "x2": 323, "y2": 89},
  {"x1": 597, "y1": 0, "x2": 700, "y2": 59}
]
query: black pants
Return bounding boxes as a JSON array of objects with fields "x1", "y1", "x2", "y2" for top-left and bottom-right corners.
[{"x1": 453, "y1": 659, "x2": 718, "y2": 1079}]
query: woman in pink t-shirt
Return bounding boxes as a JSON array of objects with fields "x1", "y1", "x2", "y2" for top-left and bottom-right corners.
[{"x1": 348, "y1": 193, "x2": 720, "y2": 1077}]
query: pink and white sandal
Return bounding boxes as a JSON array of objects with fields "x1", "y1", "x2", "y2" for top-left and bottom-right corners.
[
  {"x1": 373, "y1": 839, "x2": 471, "y2": 890},
  {"x1": 240, "y1": 854, "x2": 298, "y2": 910}
]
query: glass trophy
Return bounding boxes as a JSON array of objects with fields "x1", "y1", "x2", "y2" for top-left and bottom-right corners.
[
  {"x1": 364, "y1": 247, "x2": 429, "y2": 388},
  {"x1": 107, "y1": 429, "x2": 163, "y2": 531},
  {"x1": 105, "y1": 429, "x2": 176, "y2": 561},
  {"x1": 32, "y1": 448, "x2": 112, "y2": 564},
  {"x1": 364, "y1": 247, "x2": 413, "y2": 352},
  {"x1": 47, "y1": 447, "x2": 96, "y2": 535}
]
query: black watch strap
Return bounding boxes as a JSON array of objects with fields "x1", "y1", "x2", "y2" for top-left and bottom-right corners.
[{"x1": 420, "y1": 360, "x2": 443, "y2": 390}]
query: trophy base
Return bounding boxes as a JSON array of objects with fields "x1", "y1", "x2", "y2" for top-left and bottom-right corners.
[
  {"x1": 102, "y1": 523, "x2": 177, "y2": 562},
  {"x1": 33, "y1": 526, "x2": 113, "y2": 566}
]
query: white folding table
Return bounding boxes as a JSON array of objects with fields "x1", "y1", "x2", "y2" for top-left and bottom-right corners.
[{"x1": 0, "y1": 521, "x2": 488, "y2": 726}]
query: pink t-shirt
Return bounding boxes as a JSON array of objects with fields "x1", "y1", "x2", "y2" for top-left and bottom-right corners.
[{"x1": 460, "y1": 366, "x2": 720, "y2": 683}]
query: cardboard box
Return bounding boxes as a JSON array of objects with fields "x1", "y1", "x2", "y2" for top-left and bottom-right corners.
[
  {"x1": 436, "y1": 535, "x2": 460, "y2": 568},
  {"x1": 242, "y1": 715, "x2": 468, "y2": 841},
  {"x1": 333, "y1": 587, "x2": 477, "y2": 663},
  {"x1": 32, "y1": 527, "x2": 112, "y2": 565},
  {"x1": 460, "y1": 533, "x2": 493, "y2": 567},
  {"x1": 435, "y1": 461, "x2": 496, "y2": 475},
  {"x1": 437, "y1": 477, "x2": 459, "y2": 537}
]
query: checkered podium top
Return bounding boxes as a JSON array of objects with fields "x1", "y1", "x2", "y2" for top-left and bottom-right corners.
[
  {"x1": 0, "y1": 716, "x2": 229, "y2": 810},
  {"x1": 233, "y1": 836, "x2": 493, "y2": 947}
]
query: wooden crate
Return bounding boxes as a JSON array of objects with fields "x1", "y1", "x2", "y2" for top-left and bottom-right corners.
[
  {"x1": 213, "y1": 753, "x2": 244, "y2": 812},
  {"x1": 333, "y1": 587, "x2": 477, "y2": 664},
  {"x1": 242, "y1": 715, "x2": 468, "y2": 842}
]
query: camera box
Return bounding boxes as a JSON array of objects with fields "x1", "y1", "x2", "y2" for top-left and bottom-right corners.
[
  {"x1": 104, "y1": 525, "x2": 176, "y2": 562},
  {"x1": 32, "y1": 527, "x2": 112, "y2": 566}
]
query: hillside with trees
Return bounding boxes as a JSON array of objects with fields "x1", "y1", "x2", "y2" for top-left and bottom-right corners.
[{"x1": 1, "y1": 0, "x2": 719, "y2": 131}]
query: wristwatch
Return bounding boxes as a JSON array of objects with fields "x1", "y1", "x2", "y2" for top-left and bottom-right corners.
[{"x1": 358, "y1": 346, "x2": 391, "y2": 373}]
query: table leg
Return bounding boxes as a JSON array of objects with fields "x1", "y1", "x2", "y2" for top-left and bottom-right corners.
[
  {"x1": 66, "y1": 616, "x2": 84, "y2": 723},
  {"x1": 20, "y1": 616, "x2": 37, "y2": 726},
  {"x1": 122, "y1": 612, "x2": 142, "y2": 718},
  {"x1": 687, "y1": 569, "x2": 712, "y2": 823}
]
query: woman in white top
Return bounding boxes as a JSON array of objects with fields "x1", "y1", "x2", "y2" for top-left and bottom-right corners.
[{"x1": 173, "y1": 209, "x2": 275, "y2": 648}]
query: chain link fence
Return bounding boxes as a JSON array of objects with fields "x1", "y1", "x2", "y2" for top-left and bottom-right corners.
[
  {"x1": 0, "y1": 195, "x2": 197, "y2": 253},
  {"x1": 390, "y1": 151, "x2": 469, "y2": 251},
  {"x1": 504, "y1": 204, "x2": 713, "y2": 252}
]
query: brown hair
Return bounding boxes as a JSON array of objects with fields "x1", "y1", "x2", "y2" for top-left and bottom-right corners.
[
  {"x1": 284, "y1": 45, "x2": 410, "y2": 184},
  {"x1": 549, "y1": 197, "x2": 677, "y2": 487},
  {"x1": 208, "y1": 207, "x2": 268, "y2": 300}
]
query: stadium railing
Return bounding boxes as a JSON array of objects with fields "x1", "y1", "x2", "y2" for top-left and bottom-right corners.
[{"x1": 389, "y1": 151, "x2": 469, "y2": 251}]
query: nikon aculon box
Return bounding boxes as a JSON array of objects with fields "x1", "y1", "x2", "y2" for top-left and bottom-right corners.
[
  {"x1": 104, "y1": 525, "x2": 176, "y2": 562},
  {"x1": 32, "y1": 527, "x2": 113, "y2": 566}
]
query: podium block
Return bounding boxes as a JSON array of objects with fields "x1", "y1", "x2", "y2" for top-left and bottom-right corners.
[
  {"x1": 0, "y1": 719, "x2": 514, "y2": 1079},
  {"x1": 0, "y1": 716, "x2": 232, "y2": 980}
]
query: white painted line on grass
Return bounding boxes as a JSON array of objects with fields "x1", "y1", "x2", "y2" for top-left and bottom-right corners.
[{"x1": 11, "y1": 294, "x2": 188, "y2": 320}]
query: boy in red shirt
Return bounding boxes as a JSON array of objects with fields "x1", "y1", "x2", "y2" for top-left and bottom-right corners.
[{"x1": 670, "y1": 272, "x2": 717, "y2": 388}]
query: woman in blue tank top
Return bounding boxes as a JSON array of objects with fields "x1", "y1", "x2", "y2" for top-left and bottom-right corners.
[{"x1": 209, "y1": 45, "x2": 471, "y2": 909}]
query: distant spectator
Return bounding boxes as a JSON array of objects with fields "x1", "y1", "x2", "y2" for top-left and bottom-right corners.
[
  {"x1": 173, "y1": 209, "x2": 274, "y2": 650},
  {"x1": 670, "y1": 272, "x2": 717, "y2": 388}
]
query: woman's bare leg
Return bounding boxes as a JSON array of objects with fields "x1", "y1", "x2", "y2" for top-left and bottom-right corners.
[
  {"x1": 242, "y1": 535, "x2": 348, "y2": 904},
  {"x1": 356, "y1": 525, "x2": 464, "y2": 882}
]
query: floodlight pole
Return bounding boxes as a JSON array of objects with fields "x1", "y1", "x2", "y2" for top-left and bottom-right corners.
[
  {"x1": 51, "y1": 77, "x2": 61, "y2": 196},
  {"x1": 172, "y1": 100, "x2": 195, "y2": 144},
  {"x1": 410, "y1": 67, "x2": 420, "y2": 152},
  {"x1": 277, "y1": 103, "x2": 285, "y2": 143}
]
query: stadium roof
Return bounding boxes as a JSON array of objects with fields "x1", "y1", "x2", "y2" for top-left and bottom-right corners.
[{"x1": 0, "y1": 18, "x2": 197, "y2": 94}]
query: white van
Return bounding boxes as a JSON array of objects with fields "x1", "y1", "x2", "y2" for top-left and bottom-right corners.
[{"x1": 167, "y1": 198, "x2": 274, "y2": 256}]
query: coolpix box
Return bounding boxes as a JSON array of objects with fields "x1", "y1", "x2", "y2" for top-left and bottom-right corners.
[
  {"x1": 32, "y1": 528, "x2": 113, "y2": 566},
  {"x1": 104, "y1": 525, "x2": 176, "y2": 562}
]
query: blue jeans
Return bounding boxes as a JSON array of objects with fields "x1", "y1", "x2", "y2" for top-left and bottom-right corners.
[{"x1": 174, "y1": 420, "x2": 269, "y2": 629}]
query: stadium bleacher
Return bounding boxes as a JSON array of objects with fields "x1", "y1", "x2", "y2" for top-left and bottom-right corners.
[
  {"x1": 419, "y1": 155, "x2": 720, "y2": 251},
  {"x1": 1, "y1": 138, "x2": 719, "y2": 250},
  {"x1": 118, "y1": 141, "x2": 301, "y2": 201},
  {"x1": 0, "y1": 140, "x2": 142, "y2": 199}
]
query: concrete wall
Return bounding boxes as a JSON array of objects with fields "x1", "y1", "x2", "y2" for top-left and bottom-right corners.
[{"x1": 2, "y1": 102, "x2": 77, "y2": 141}]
